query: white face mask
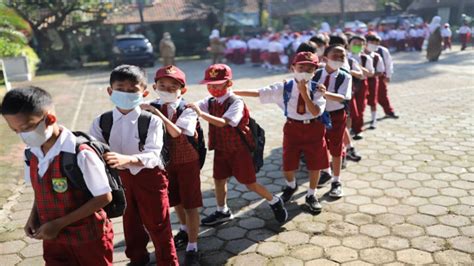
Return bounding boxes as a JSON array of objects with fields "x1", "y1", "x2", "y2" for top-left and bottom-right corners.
[
  {"x1": 367, "y1": 43, "x2": 379, "y2": 53},
  {"x1": 18, "y1": 118, "x2": 53, "y2": 147},
  {"x1": 316, "y1": 47, "x2": 325, "y2": 57},
  {"x1": 156, "y1": 90, "x2": 181, "y2": 103},
  {"x1": 327, "y1": 60, "x2": 344, "y2": 70},
  {"x1": 294, "y1": 72, "x2": 314, "y2": 82}
]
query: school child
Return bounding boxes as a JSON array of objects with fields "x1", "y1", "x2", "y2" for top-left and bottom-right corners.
[
  {"x1": 396, "y1": 26, "x2": 407, "y2": 52},
  {"x1": 310, "y1": 34, "x2": 330, "y2": 58},
  {"x1": 348, "y1": 35, "x2": 374, "y2": 140},
  {"x1": 140, "y1": 65, "x2": 203, "y2": 265},
  {"x1": 314, "y1": 45, "x2": 352, "y2": 198},
  {"x1": 89, "y1": 65, "x2": 178, "y2": 265},
  {"x1": 458, "y1": 20, "x2": 472, "y2": 51},
  {"x1": 248, "y1": 35, "x2": 263, "y2": 66},
  {"x1": 268, "y1": 35, "x2": 285, "y2": 72},
  {"x1": 1, "y1": 87, "x2": 114, "y2": 265},
  {"x1": 365, "y1": 34, "x2": 386, "y2": 129},
  {"x1": 366, "y1": 35, "x2": 399, "y2": 119},
  {"x1": 235, "y1": 52, "x2": 330, "y2": 212},
  {"x1": 441, "y1": 23, "x2": 452, "y2": 51},
  {"x1": 187, "y1": 64, "x2": 288, "y2": 224}
]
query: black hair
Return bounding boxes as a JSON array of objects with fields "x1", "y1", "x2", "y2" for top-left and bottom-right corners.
[
  {"x1": 309, "y1": 35, "x2": 326, "y2": 46},
  {"x1": 324, "y1": 44, "x2": 345, "y2": 57},
  {"x1": 1, "y1": 86, "x2": 53, "y2": 115},
  {"x1": 365, "y1": 34, "x2": 381, "y2": 42},
  {"x1": 110, "y1": 64, "x2": 147, "y2": 86},
  {"x1": 349, "y1": 35, "x2": 366, "y2": 44},
  {"x1": 296, "y1": 41, "x2": 317, "y2": 53},
  {"x1": 329, "y1": 33, "x2": 348, "y2": 46}
]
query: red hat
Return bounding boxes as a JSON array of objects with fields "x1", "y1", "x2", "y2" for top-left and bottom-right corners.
[
  {"x1": 200, "y1": 64, "x2": 232, "y2": 84},
  {"x1": 154, "y1": 65, "x2": 186, "y2": 86},
  {"x1": 292, "y1": 52, "x2": 319, "y2": 66}
]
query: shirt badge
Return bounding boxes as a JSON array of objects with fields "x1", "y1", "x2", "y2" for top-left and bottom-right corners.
[{"x1": 52, "y1": 177, "x2": 68, "y2": 193}]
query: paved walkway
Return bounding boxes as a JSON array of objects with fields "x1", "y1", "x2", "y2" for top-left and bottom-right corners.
[{"x1": 0, "y1": 47, "x2": 473, "y2": 265}]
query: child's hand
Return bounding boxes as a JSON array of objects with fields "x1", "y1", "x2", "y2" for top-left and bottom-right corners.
[
  {"x1": 140, "y1": 104, "x2": 160, "y2": 115},
  {"x1": 33, "y1": 220, "x2": 61, "y2": 240},
  {"x1": 186, "y1": 103, "x2": 202, "y2": 117},
  {"x1": 103, "y1": 152, "x2": 133, "y2": 168},
  {"x1": 24, "y1": 215, "x2": 39, "y2": 238},
  {"x1": 296, "y1": 79, "x2": 309, "y2": 94},
  {"x1": 317, "y1": 84, "x2": 327, "y2": 95}
]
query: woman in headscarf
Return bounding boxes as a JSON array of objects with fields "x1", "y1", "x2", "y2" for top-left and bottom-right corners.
[
  {"x1": 208, "y1": 29, "x2": 225, "y2": 64},
  {"x1": 426, "y1": 16, "x2": 443, "y2": 61},
  {"x1": 159, "y1": 32, "x2": 176, "y2": 66}
]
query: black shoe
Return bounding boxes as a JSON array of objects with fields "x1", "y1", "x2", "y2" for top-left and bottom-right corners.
[
  {"x1": 201, "y1": 210, "x2": 233, "y2": 226},
  {"x1": 353, "y1": 134, "x2": 363, "y2": 140},
  {"x1": 318, "y1": 171, "x2": 332, "y2": 188},
  {"x1": 269, "y1": 196, "x2": 288, "y2": 223},
  {"x1": 173, "y1": 229, "x2": 188, "y2": 250},
  {"x1": 346, "y1": 147, "x2": 362, "y2": 162},
  {"x1": 329, "y1": 182, "x2": 344, "y2": 198},
  {"x1": 127, "y1": 254, "x2": 150, "y2": 266},
  {"x1": 369, "y1": 120, "x2": 377, "y2": 130},
  {"x1": 184, "y1": 250, "x2": 200, "y2": 266},
  {"x1": 341, "y1": 156, "x2": 347, "y2": 169},
  {"x1": 386, "y1": 112, "x2": 399, "y2": 119},
  {"x1": 305, "y1": 195, "x2": 322, "y2": 213},
  {"x1": 281, "y1": 183, "x2": 298, "y2": 203}
]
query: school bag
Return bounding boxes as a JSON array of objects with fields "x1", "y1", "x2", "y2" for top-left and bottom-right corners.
[
  {"x1": 149, "y1": 100, "x2": 207, "y2": 169},
  {"x1": 208, "y1": 96, "x2": 265, "y2": 173},
  {"x1": 24, "y1": 131, "x2": 126, "y2": 219},
  {"x1": 99, "y1": 110, "x2": 171, "y2": 167},
  {"x1": 313, "y1": 68, "x2": 350, "y2": 115}
]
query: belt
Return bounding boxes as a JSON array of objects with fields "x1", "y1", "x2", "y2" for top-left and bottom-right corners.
[{"x1": 287, "y1": 117, "x2": 318, "y2": 124}]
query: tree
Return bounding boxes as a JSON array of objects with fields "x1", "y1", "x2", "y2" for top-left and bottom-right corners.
[{"x1": 5, "y1": 0, "x2": 114, "y2": 67}]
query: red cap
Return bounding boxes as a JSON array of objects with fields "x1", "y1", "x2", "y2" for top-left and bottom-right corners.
[
  {"x1": 292, "y1": 52, "x2": 319, "y2": 66},
  {"x1": 154, "y1": 65, "x2": 186, "y2": 86},
  {"x1": 200, "y1": 64, "x2": 232, "y2": 84}
]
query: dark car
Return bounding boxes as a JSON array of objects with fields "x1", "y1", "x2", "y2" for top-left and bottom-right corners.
[{"x1": 110, "y1": 34, "x2": 155, "y2": 67}]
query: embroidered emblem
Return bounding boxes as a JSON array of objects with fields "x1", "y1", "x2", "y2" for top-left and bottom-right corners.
[
  {"x1": 52, "y1": 177, "x2": 68, "y2": 193},
  {"x1": 165, "y1": 66, "x2": 176, "y2": 74},
  {"x1": 209, "y1": 68, "x2": 219, "y2": 78}
]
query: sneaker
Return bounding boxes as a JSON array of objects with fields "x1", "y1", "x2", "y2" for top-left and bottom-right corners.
[
  {"x1": 305, "y1": 195, "x2": 322, "y2": 213},
  {"x1": 329, "y1": 182, "x2": 344, "y2": 198},
  {"x1": 173, "y1": 229, "x2": 188, "y2": 250},
  {"x1": 184, "y1": 250, "x2": 200, "y2": 266},
  {"x1": 353, "y1": 134, "x2": 363, "y2": 140},
  {"x1": 341, "y1": 155, "x2": 347, "y2": 169},
  {"x1": 269, "y1": 196, "x2": 288, "y2": 223},
  {"x1": 346, "y1": 147, "x2": 362, "y2": 162},
  {"x1": 201, "y1": 210, "x2": 233, "y2": 226},
  {"x1": 386, "y1": 112, "x2": 399, "y2": 119},
  {"x1": 281, "y1": 183, "x2": 298, "y2": 203},
  {"x1": 318, "y1": 171, "x2": 332, "y2": 188}
]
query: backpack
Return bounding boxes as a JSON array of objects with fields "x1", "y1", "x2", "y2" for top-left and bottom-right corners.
[
  {"x1": 99, "y1": 110, "x2": 171, "y2": 167},
  {"x1": 208, "y1": 96, "x2": 265, "y2": 173},
  {"x1": 312, "y1": 68, "x2": 350, "y2": 115},
  {"x1": 150, "y1": 100, "x2": 207, "y2": 169},
  {"x1": 24, "y1": 131, "x2": 126, "y2": 219}
]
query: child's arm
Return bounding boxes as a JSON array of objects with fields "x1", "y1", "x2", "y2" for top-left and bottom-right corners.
[
  {"x1": 25, "y1": 201, "x2": 40, "y2": 238},
  {"x1": 297, "y1": 80, "x2": 321, "y2": 116},
  {"x1": 103, "y1": 152, "x2": 143, "y2": 168},
  {"x1": 233, "y1": 90, "x2": 260, "y2": 97},
  {"x1": 187, "y1": 102, "x2": 228, "y2": 128},
  {"x1": 141, "y1": 103, "x2": 182, "y2": 138}
]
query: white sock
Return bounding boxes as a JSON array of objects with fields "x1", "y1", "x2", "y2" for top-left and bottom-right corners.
[
  {"x1": 180, "y1": 224, "x2": 188, "y2": 232},
  {"x1": 286, "y1": 179, "x2": 296, "y2": 189},
  {"x1": 307, "y1": 188, "x2": 316, "y2": 197},
  {"x1": 186, "y1": 242, "x2": 198, "y2": 252},
  {"x1": 371, "y1": 111, "x2": 377, "y2": 122},
  {"x1": 322, "y1": 168, "x2": 332, "y2": 175},
  {"x1": 217, "y1": 205, "x2": 229, "y2": 213},
  {"x1": 333, "y1": 176, "x2": 341, "y2": 183},
  {"x1": 348, "y1": 142, "x2": 354, "y2": 149},
  {"x1": 268, "y1": 196, "x2": 280, "y2": 205}
]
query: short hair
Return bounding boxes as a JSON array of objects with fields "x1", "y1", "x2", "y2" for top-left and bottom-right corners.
[
  {"x1": 309, "y1": 35, "x2": 326, "y2": 46},
  {"x1": 365, "y1": 34, "x2": 381, "y2": 42},
  {"x1": 110, "y1": 64, "x2": 147, "y2": 86},
  {"x1": 296, "y1": 41, "x2": 317, "y2": 53},
  {"x1": 349, "y1": 35, "x2": 366, "y2": 44},
  {"x1": 1, "y1": 86, "x2": 53, "y2": 115},
  {"x1": 324, "y1": 44, "x2": 345, "y2": 57},
  {"x1": 329, "y1": 34, "x2": 348, "y2": 46}
]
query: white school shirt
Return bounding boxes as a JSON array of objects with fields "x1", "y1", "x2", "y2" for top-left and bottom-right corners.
[
  {"x1": 349, "y1": 53, "x2": 374, "y2": 78},
  {"x1": 268, "y1": 41, "x2": 284, "y2": 53},
  {"x1": 24, "y1": 127, "x2": 111, "y2": 197},
  {"x1": 89, "y1": 107, "x2": 164, "y2": 175},
  {"x1": 247, "y1": 38, "x2": 261, "y2": 50},
  {"x1": 409, "y1": 28, "x2": 418, "y2": 38},
  {"x1": 396, "y1": 30, "x2": 406, "y2": 40},
  {"x1": 376, "y1": 46, "x2": 393, "y2": 78},
  {"x1": 155, "y1": 98, "x2": 198, "y2": 137},
  {"x1": 258, "y1": 79, "x2": 326, "y2": 120},
  {"x1": 259, "y1": 39, "x2": 270, "y2": 51},
  {"x1": 458, "y1": 26, "x2": 471, "y2": 34},
  {"x1": 441, "y1": 28, "x2": 452, "y2": 38},
  {"x1": 197, "y1": 91, "x2": 244, "y2": 127},
  {"x1": 366, "y1": 52, "x2": 385, "y2": 73},
  {"x1": 314, "y1": 68, "x2": 352, "y2": 112}
]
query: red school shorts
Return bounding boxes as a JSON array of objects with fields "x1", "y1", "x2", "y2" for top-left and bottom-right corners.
[
  {"x1": 213, "y1": 148, "x2": 256, "y2": 185},
  {"x1": 166, "y1": 160, "x2": 203, "y2": 209},
  {"x1": 325, "y1": 108, "x2": 347, "y2": 157}
]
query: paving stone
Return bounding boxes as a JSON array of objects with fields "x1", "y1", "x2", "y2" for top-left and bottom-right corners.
[
  {"x1": 224, "y1": 239, "x2": 257, "y2": 255},
  {"x1": 217, "y1": 227, "x2": 247, "y2": 240},
  {"x1": 373, "y1": 196, "x2": 399, "y2": 206},
  {"x1": 411, "y1": 236, "x2": 446, "y2": 252},
  {"x1": 289, "y1": 245, "x2": 323, "y2": 261},
  {"x1": 201, "y1": 250, "x2": 232, "y2": 265},
  {"x1": 360, "y1": 224, "x2": 390, "y2": 238},
  {"x1": 296, "y1": 221, "x2": 325, "y2": 234},
  {"x1": 360, "y1": 247, "x2": 395, "y2": 264},
  {"x1": 418, "y1": 204, "x2": 449, "y2": 216},
  {"x1": 374, "y1": 213, "x2": 405, "y2": 226},
  {"x1": 429, "y1": 195, "x2": 459, "y2": 206},
  {"x1": 406, "y1": 214, "x2": 439, "y2": 227},
  {"x1": 392, "y1": 224, "x2": 424, "y2": 238},
  {"x1": 397, "y1": 249, "x2": 433, "y2": 264},
  {"x1": 358, "y1": 188, "x2": 384, "y2": 197},
  {"x1": 359, "y1": 204, "x2": 387, "y2": 215},
  {"x1": 345, "y1": 195, "x2": 371, "y2": 205},
  {"x1": 438, "y1": 214, "x2": 471, "y2": 227},
  {"x1": 277, "y1": 231, "x2": 309, "y2": 246},
  {"x1": 342, "y1": 235, "x2": 375, "y2": 249},
  {"x1": 412, "y1": 187, "x2": 438, "y2": 197},
  {"x1": 377, "y1": 236, "x2": 409, "y2": 251},
  {"x1": 326, "y1": 221, "x2": 358, "y2": 237},
  {"x1": 325, "y1": 246, "x2": 358, "y2": 263},
  {"x1": 344, "y1": 213, "x2": 373, "y2": 225},
  {"x1": 434, "y1": 250, "x2": 472, "y2": 264},
  {"x1": 449, "y1": 204, "x2": 474, "y2": 216},
  {"x1": 387, "y1": 204, "x2": 417, "y2": 215},
  {"x1": 246, "y1": 229, "x2": 276, "y2": 242},
  {"x1": 238, "y1": 217, "x2": 265, "y2": 230},
  {"x1": 448, "y1": 236, "x2": 474, "y2": 253},
  {"x1": 0, "y1": 254, "x2": 22, "y2": 265},
  {"x1": 0, "y1": 239, "x2": 26, "y2": 254},
  {"x1": 306, "y1": 259, "x2": 339, "y2": 266},
  {"x1": 268, "y1": 256, "x2": 303, "y2": 266},
  {"x1": 309, "y1": 235, "x2": 341, "y2": 248},
  {"x1": 401, "y1": 196, "x2": 429, "y2": 207},
  {"x1": 341, "y1": 261, "x2": 373, "y2": 266},
  {"x1": 231, "y1": 253, "x2": 267, "y2": 266},
  {"x1": 426, "y1": 224, "x2": 459, "y2": 238},
  {"x1": 460, "y1": 225, "x2": 474, "y2": 237},
  {"x1": 256, "y1": 242, "x2": 287, "y2": 258},
  {"x1": 17, "y1": 256, "x2": 44, "y2": 266},
  {"x1": 198, "y1": 237, "x2": 224, "y2": 251}
]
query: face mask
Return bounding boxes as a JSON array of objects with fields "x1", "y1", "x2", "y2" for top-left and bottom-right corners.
[
  {"x1": 294, "y1": 72, "x2": 314, "y2": 82},
  {"x1": 367, "y1": 43, "x2": 378, "y2": 53},
  {"x1": 19, "y1": 117, "x2": 53, "y2": 147},
  {"x1": 327, "y1": 60, "x2": 344, "y2": 70},
  {"x1": 156, "y1": 90, "x2": 181, "y2": 103},
  {"x1": 351, "y1": 45, "x2": 363, "y2": 54},
  {"x1": 110, "y1": 90, "x2": 143, "y2": 110},
  {"x1": 208, "y1": 87, "x2": 228, "y2": 98},
  {"x1": 316, "y1": 47, "x2": 325, "y2": 57}
]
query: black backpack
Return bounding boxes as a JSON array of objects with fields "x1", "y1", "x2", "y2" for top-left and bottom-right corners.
[
  {"x1": 208, "y1": 96, "x2": 266, "y2": 173},
  {"x1": 149, "y1": 100, "x2": 207, "y2": 169},
  {"x1": 24, "y1": 131, "x2": 126, "y2": 219},
  {"x1": 99, "y1": 110, "x2": 171, "y2": 167}
]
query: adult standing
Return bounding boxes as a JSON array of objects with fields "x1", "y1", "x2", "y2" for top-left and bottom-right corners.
[
  {"x1": 208, "y1": 29, "x2": 225, "y2": 64},
  {"x1": 159, "y1": 32, "x2": 176, "y2": 66},
  {"x1": 426, "y1": 16, "x2": 443, "y2": 62}
]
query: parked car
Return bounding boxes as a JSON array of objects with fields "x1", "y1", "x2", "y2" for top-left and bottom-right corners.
[
  {"x1": 370, "y1": 14, "x2": 424, "y2": 29},
  {"x1": 110, "y1": 34, "x2": 155, "y2": 67},
  {"x1": 344, "y1": 20, "x2": 368, "y2": 32}
]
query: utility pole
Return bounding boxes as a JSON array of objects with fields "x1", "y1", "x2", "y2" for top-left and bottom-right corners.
[
  {"x1": 137, "y1": 0, "x2": 145, "y2": 25},
  {"x1": 340, "y1": 0, "x2": 346, "y2": 26}
]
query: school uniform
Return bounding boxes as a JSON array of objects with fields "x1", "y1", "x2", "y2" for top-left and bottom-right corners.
[
  {"x1": 458, "y1": 26, "x2": 471, "y2": 50},
  {"x1": 441, "y1": 27, "x2": 452, "y2": 50},
  {"x1": 365, "y1": 51, "x2": 385, "y2": 108},
  {"x1": 198, "y1": 92, "x2": 256, "y2": 184},
  {"x1": 248, "y1": 38, "x2": 262, "y2": 64},
  {"x1": 90, "y1": 107, "x2": 178, "y2": 266},
  {"x1": 25, "y1": 127, "x2": 113, "y2": 266},
  {"x1": 396, "y1": 29, "x2": 407, "y2": 51},
  {"x1": 268, "y1": 40, "x2": 283, "y2": 65},
  {"x1": 376, "y1": 46, "x2": 396, "y2": 115},
  {"x1": 313, "y1": 68, "x2": 352, "y2": 157},
  {"x1": 152, "y1": 98, "x2": 203, "y2": 210},
  {"x1": 349, "y1": 52, "x2": 374, "y2": 134},
  {"x1": 258, "y1": 80, "x2": 329, "y2": 171}
]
